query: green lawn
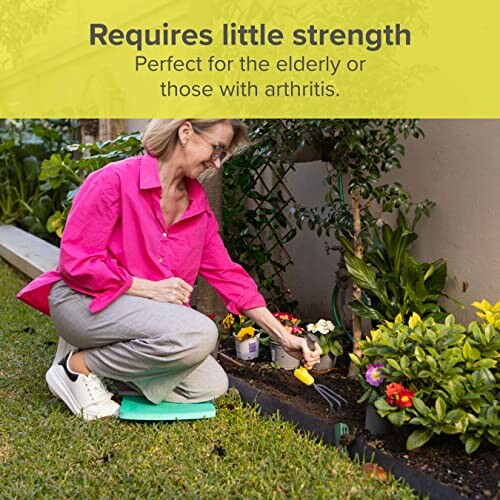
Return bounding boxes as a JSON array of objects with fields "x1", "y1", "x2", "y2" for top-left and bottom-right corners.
[{"x1": 0, "y1": 259, "x2": 417, "y2": 498}]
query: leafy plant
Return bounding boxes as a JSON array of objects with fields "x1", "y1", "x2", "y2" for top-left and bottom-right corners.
[
  {"x1": 39, "y1": 132, "x2": 143, "y2": 238},
  {"x1": 223, "y1": 120, "x2": 308, "y2": 311},
  {"x1": 350, "y1": 302, "x2": 500, "y2": 453},
  {"x1": 341, "y1": 210, "x2": 459, "y2": 323},
  {"x1": 0, "y1": 119, "x2": 78, "y2": 242}
]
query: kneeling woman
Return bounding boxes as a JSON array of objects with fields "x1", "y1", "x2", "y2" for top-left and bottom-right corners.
[{"x1": 18, "y1": 119, "x2": 321, "y2": 420}]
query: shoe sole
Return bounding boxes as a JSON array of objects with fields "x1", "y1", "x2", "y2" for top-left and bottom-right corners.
[
  {"x1": 46, "y1": 368, "x2": 119, "y2": 421},
  {"x1": 46, "y1": 367, "x2": 85, "y2": 418}
]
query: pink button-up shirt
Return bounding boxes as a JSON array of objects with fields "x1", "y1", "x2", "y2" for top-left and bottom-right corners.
[{"x1": 17, "y1": 154, "x2": 266, "y2": 316}]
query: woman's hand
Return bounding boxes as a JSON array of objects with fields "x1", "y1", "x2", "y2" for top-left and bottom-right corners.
[
  {"x1": 280, "y1": 334, "x2": 322, "y2": 369},
  {"x1": 150, "y1": 277, "x2": 193, "y2": 304},
  {"x1": 242, "y1": 307, "x2": 323, "y2": 369},
  {"x1": 127, "y1": 277, "x2": 193, "y2": 304}
]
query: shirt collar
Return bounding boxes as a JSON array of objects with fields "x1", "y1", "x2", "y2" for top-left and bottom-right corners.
[{"x1": 140, "y1": 153, "x2": 162, "y2": 190}]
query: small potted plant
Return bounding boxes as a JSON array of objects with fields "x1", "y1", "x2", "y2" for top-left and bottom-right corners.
[
  {"x1": 306, "y1": 319, "x2": 343, "y2": 370},
  {"x1": 222, "y1": 313, "x2": 260, "y2": 361},
  {"x1": 350, "y1": 314, "x2": 418, "y2": 435},
  {"x1": 268, "y1": 312, "x2": 304, "y2": 370},
  {"x1": 360, "y1": 362, "x2": 391, "y2": 435}
]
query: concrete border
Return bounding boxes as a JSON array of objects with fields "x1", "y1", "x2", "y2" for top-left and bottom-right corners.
[{"x1": 0, "y1": 225, "x2": 58, "y2": 278}]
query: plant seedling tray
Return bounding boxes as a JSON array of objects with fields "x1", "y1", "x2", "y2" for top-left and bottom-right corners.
[{"x1": 119, "y1": 395, "x2": 216, "y2": 421}]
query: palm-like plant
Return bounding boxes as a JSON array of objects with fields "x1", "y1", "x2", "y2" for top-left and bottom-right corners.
[{"x1": 340, "y1": 210, "x2": 460, "y2": 324}]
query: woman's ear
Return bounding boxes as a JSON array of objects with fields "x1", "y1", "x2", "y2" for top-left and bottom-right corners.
[{"x1": 178, "y1": 121, "x2": 193, "y2": 147}]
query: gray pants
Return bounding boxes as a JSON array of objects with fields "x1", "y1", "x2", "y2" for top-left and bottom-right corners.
[{"x1": 48, "y1": 281, "x2": 228, "y2": 404}]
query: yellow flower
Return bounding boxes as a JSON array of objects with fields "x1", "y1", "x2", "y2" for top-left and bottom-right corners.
[
  {"x1": 238, "y1": 314, "x2": 246, "y2": 323},
  {"x1": 222, "y1": 314, "x2": 235, "y2": 330},
  {"x1": 408, "y1": 312, "x2": 421, "y2": 330},
  {"x1": 472, "y1": 300, "x2": 500, "y2": 327},
  {"x1": 472, "y1": 299, "x2": 492, "y2": 312},
  {"x1": 370, "y1": 328, "x2": 382, "y2": 341},
  {"x1": 236, "y1": 326, "x2": 256, "y2": 341},
  {"x1": 386, "y1": 313, "x2": 403, "y2": 329}
]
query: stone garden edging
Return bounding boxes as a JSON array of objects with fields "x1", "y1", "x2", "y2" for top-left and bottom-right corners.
[{"x1": 0, "y1": 224, "x2": 57, "y2": 277}]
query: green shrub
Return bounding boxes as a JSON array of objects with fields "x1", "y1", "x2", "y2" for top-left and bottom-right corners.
[
  {"x1": 350, "y1": 301, "x2": 500, "y2": 453},
  {"x1": 0, "y1": 119, "x2": 77, "y2": 242},
  {"x1": 40, "y1": 132, "x2": 143, "y2": 238}
]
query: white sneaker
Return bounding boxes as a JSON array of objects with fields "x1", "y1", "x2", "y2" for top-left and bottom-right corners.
[{"x1": 46, "y1": 352, "x2": 120, "y2": 421}]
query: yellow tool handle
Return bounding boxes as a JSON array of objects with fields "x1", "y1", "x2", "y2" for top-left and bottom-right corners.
[
  {"x1": 294, "y1": 366, "x2": 315, "y2": 385},
  {"x1": 293, "y1": 333, "x2": 318, "y2": 386}
]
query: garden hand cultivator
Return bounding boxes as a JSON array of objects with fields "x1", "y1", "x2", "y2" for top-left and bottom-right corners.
[{"x1": 293, "y1": 334, "x2": 347, "y2": 411}]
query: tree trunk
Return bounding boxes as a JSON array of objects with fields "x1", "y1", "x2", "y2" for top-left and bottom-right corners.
[
  {"x1": 98, "y1": 119, "x2": 126, "y2": 141},
  {"x1": 79, "y1": 119, "x2": 125, "y2": 143},
  {"x1": 79, "y1": 119, "x2": 99, "y2": 143},
  {"x1": 348, "y1": 186, "x2": 363, "y2": 378},
  {"x1": 190, "y1": 169, "x2": 226, "y2": 316}
]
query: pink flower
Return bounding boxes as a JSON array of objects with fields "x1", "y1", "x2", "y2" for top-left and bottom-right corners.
[
  {"x1": 365, "y1": 363, "x2": 385, "y2": 387},
  {"x1": 273, "y1": 311, "x2": 301, "y2": 326},
  {"x1": 273, "y1": 311, "x2": 294, "y2": 321}
]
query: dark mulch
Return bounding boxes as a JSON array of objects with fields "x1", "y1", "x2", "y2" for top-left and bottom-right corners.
[{"x1": 218, "y1": 347, "x2": 499, "y2": 500}]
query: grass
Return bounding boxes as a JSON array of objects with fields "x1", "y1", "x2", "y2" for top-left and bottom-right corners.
[{"x1": 0, "y1": 259, "x2": 418, "y2": 498}]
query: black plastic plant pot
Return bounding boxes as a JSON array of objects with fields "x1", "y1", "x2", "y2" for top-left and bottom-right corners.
[{"x1": 364, "y1": 403, "x2": 390, "y2": 436}]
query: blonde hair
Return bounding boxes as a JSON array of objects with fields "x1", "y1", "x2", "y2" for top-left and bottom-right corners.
[{"x1": 142, "y1": 119, "x2": 249, "y2": 158}]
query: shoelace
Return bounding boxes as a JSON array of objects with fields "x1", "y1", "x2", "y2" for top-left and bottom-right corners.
[{"x1": 83, "y1": 374, "x2": 114, "y2": 405}]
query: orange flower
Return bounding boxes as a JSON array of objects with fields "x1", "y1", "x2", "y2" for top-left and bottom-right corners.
[
  {"x1": 385, "y1": 383, "x2": 405, "y2": 397},
  {"x1": 385, "y1": 383, "x2": 414, "y2": 408},
  {"x1": 395, "y1": 389, "x2": 415, "y2": 408}
]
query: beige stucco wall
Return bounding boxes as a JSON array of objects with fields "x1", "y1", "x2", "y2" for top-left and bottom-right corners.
[
  {"x1": 282, "y1": 163, "x2": 340, "y2": 320},
  {"x1": 386, "y1": 120, "x2": 500, "y2": 323}
]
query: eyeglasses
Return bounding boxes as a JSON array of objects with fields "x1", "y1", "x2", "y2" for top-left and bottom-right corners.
[{"x1": 194, "y1": 130, "x2": 228, "y2": 162}]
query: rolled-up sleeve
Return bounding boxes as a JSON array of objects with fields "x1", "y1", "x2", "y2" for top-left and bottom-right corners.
[
  {"x1": 198, "y1": 209, "x2": 266, "y2": 315},
  {"x1": 59, "y1": 170, "x2": 132, "y2": 313}
]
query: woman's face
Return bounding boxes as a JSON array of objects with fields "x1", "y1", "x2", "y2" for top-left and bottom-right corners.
[{"x1": 182, "y1": 121, "x2": 234, "y2": 179}]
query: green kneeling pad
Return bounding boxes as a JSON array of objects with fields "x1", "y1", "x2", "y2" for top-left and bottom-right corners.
[{"x1": 120, "y1": 395, "x2": 216, "y2": 421}]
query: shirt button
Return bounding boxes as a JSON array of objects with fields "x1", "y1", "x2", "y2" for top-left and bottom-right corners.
[
  {"x1": 158, "y1": 258, "x2": 163, "y2": 263},
  {"x1": 162, "y1": 232, "x2": 167, "y2": 237}
]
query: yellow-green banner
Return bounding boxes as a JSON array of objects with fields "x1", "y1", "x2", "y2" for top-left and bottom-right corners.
[{"x1": 1, "y1": 0, "x2": 499, "y2": 117}]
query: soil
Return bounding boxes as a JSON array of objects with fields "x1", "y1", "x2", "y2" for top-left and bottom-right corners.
[{"x1": 218, "y1": 347, "x2": 499, "y2": 500}]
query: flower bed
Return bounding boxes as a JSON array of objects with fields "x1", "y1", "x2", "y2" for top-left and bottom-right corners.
[
  {"x1": 218, "y1": 343, "x2": 498, "y2": 499},
  {"x1": 351, "y1": 307, "x2": 499, "y2": 456}
]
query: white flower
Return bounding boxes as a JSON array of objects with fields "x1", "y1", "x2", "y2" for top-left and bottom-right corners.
[
  {"x1": 317, "y1": 319, "x2": 334, "y2": 334},
  {"x1": 307, "y1": 319, "x2": 334, "y2": 335}
]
